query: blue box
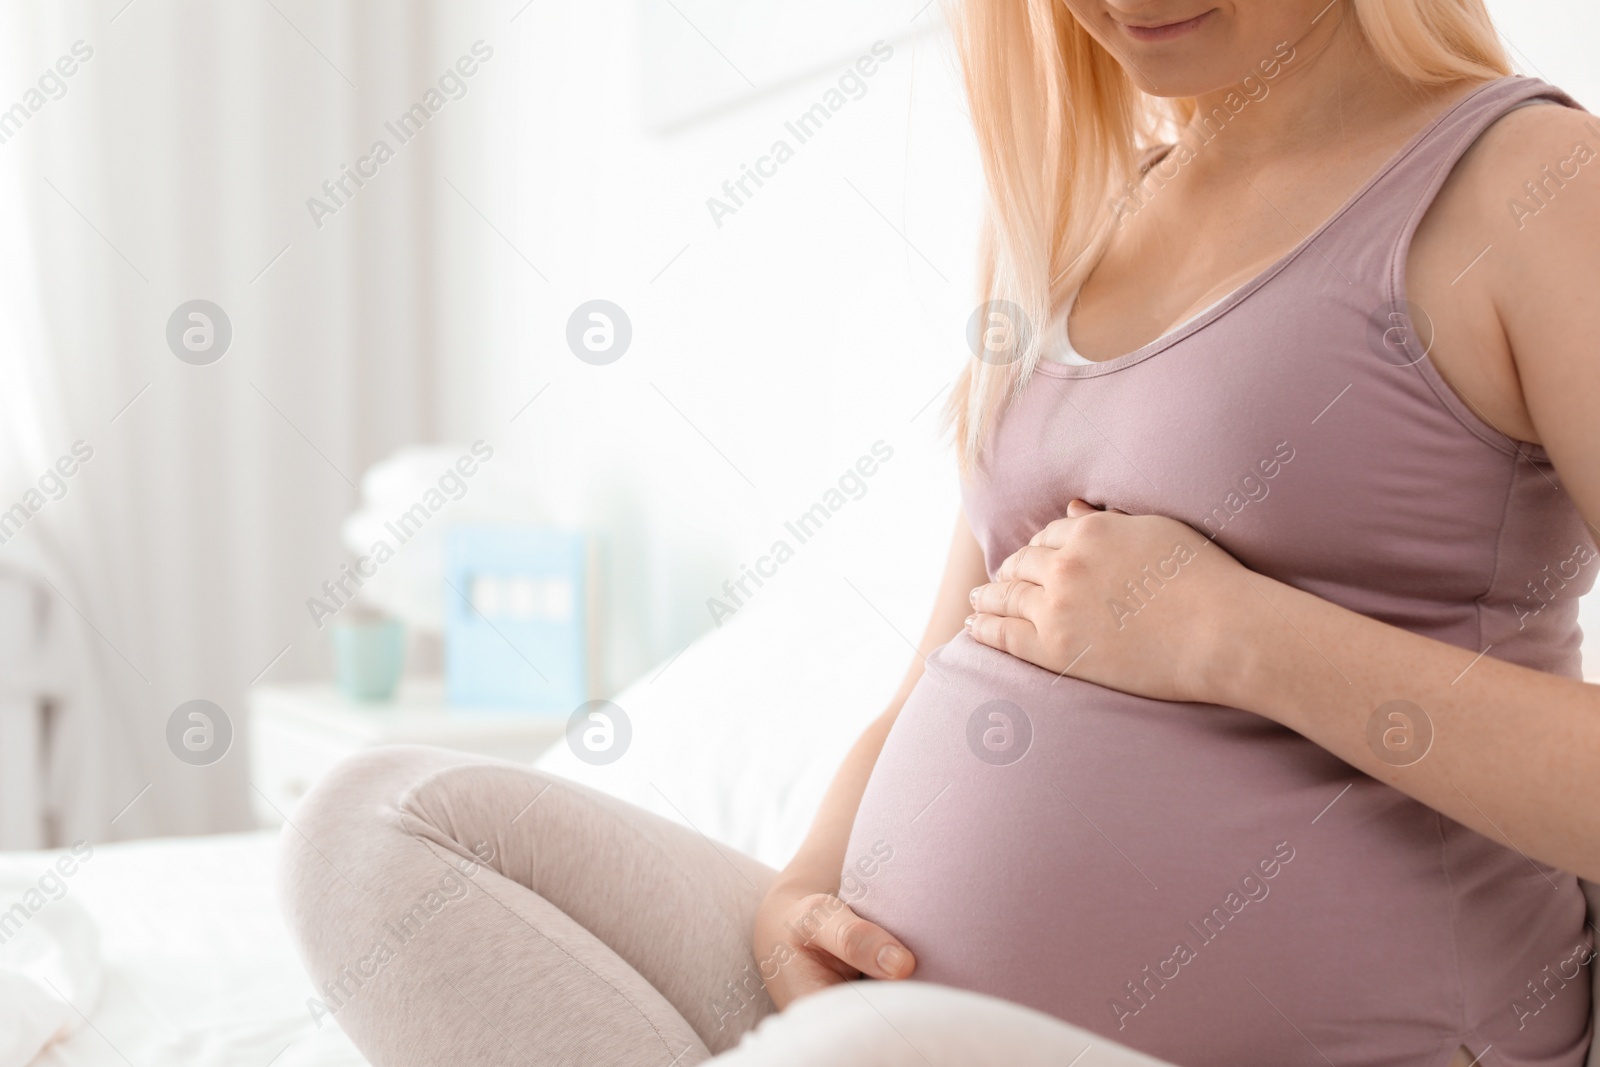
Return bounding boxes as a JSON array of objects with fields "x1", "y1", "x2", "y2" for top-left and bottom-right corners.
[{"x1": 444, "y1": 525, "x2": 590, "y2": 713}]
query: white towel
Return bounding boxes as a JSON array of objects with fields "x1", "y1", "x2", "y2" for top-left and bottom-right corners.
[{"x1": 0, "y1": 858, "x2": 102, "y2": 1067}]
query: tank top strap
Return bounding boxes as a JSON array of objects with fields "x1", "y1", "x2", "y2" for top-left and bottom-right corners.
[
  {"x1": 1321, "y1": 75, "x2": 1585, "y2": 270},
  {"x1": 1291, "y1": 75, "x2": 1588, "y2": 466}
]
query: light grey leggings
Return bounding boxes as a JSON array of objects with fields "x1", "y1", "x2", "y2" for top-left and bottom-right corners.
[{"x1": 278, "y1": 745, "x2": 1173, "y2": 1067}]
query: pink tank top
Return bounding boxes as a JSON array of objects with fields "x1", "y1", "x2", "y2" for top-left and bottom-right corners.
[{"x1": 846, "y1": 76, "x2": 1595, "y2": 1067}]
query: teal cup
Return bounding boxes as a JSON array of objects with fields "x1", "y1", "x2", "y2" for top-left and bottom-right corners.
[{"x1": 332, "y1": 616, "x2": 405, "y2": 702}]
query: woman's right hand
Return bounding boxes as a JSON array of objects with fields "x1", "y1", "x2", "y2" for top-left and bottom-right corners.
[{"x1": 752, "y1": 879, "x2": 916, "y2": 1009}]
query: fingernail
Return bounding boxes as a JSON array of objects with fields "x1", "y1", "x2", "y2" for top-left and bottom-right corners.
[
  {"x1": 964, "y1": 614, "x2": 975, "y2": 630},
  {"x1": 877, "y1": 944, "x2": 909, "y2": 977},
  {"x1": 968, "y1": 587, "x2": 979, "y2": 607}
]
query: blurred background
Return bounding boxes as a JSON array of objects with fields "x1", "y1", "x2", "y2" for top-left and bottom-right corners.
[{"x1": 0, "y1": 0, "x2": 1594, "y2": 847}]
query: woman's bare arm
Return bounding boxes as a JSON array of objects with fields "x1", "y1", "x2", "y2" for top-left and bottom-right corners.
[
  {"x1": 779, "y1": 510, "x2": 986, "y2": 890},
  {"x1": 753, "y1": 508, "x2": 987, "y2": 1005}
]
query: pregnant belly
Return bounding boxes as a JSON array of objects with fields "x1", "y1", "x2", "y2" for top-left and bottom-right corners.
[{"x1": 842, "y1": 634, "x2": 1589, "y2": 1067}]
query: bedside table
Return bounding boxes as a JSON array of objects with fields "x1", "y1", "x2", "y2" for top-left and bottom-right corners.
[{"x1": 248, "y1": 679, "x2": 568, "y2": 827}]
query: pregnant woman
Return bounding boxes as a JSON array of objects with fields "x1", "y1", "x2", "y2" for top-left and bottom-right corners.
[{"x1": 282, "y1": 1, "x2": 1600, "y2": 1065}]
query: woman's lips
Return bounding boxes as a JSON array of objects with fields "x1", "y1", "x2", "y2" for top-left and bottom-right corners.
[{"x1": 1115, "y1": 9, "x2": 1215, "y2": 42}]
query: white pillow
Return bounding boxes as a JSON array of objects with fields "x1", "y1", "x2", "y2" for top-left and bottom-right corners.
[{"x1": 533, "y1": 570, "x2": 934, "y2": 870}]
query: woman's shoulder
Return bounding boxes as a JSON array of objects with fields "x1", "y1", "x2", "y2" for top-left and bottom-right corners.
[
  {"x1": 1405, "y1": 84, "x2": 1598, "y2": 444},
  {"x1": 1449, "y1": 90, "x2": 1597, "y2": 228},
  {"x1": 1416, "y1": 87, "x2": 1599, "y2": 283}
]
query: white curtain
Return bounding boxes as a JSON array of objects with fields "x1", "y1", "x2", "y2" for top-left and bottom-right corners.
[{"x1": 0, "y1": 1, "x2": 474, "y2": 842}]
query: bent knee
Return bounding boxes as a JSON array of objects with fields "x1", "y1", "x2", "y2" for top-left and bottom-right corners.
[
  {"x1": 280, "y1": 744, "x2": 454, "y2": 846},
  {"x1": 276, "y1": 746, "x2": 469, "y2": 937}
]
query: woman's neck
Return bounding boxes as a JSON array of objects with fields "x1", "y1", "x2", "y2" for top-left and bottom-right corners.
[{"x1": 1182, "y1": 4, "x2": 1460, "y2": 173}]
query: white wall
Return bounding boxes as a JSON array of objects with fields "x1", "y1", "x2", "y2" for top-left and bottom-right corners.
[
  {"x1": 1486, "y1": 0, "x2": 1600, "y2": 111},
  {"x1": 439, "y1": 1, "x2": 981, "y2": 691}
]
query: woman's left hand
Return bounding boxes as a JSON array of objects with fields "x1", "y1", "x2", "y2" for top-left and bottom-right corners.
[{"x1": 966, "y1": 499, "x2": 1252, "y2": 705}]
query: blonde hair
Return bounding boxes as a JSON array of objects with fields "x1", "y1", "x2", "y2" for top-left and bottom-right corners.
[{"x1": 944, "y1": 0, "x2": 1511, "y2": 469}]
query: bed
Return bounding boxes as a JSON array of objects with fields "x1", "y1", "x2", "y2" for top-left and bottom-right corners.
[{"x1": 5, "y1": 574, "x2": 1598, "y2": 1066}]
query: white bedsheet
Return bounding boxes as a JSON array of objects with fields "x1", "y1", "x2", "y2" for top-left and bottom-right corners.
[
  {"x1": 17, "y1": 832, "x2": 364, "y2": 1067},
  {"x1": 0, "y1": 853, "x2": 101, "y2": 1067}
]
